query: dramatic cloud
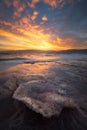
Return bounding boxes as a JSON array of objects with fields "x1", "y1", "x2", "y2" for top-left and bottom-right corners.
[
  {"x1": 42, "y1": 16, "x2": 48, "y2": 21},
  {"x1": 13, "y1": 1, "x2": 25, "y2": 18},
  {"x1": 31, "y1": 11, "x2": 39, "y2": 21},
  {"x1": 51, "y1": 37, "x2": 87, "y2": 50},
  {"x1": 0, "y1": 0, "x2": 87, "y2": 50},
  {"x1": 0, "y1": 18, "x2": 86, "y2": 51},
  {"x1": 14, "y1": 6, "x2": 25, "y2": 17},
  {"x1": 43, "y1": 0, "x2": 58, "y2": 8},
  {"x1": 13, "y1": 0, "x2": 20, "y2": 7},
  {"x1": 27, "y1": 0, "x2": 39, "y2": 8},
  {"x1": 4, "y1": 0, "x2": 25, "y2": 18},
  {"x1": 43, "y1": 0, "x2": 81, "y2": 8},
  {"x1": 0, "y1": 18, "x2": 53, "y2": 50}
]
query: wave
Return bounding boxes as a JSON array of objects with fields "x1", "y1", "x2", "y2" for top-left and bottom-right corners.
[
  {"x1": 0, "y1": 57, "x2": 29, "y2": 61},
  {"x1": 0, "y1": 97, "x2": 87, "y2": 130}
]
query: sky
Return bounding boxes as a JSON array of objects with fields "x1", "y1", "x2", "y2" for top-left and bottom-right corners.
[{"x1": 0, "y1": 0, "x2": 87, "y2": 51}]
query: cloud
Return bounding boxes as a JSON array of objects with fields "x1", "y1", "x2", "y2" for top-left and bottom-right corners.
[
  {"x1": 13, "y1": 0, "x2": 20, "y2": 7},
  {"x1": 43, "y1": 0, "x2": 57, "y2": 8},
  {"x1": 43, "y1": 0, "x2": 81, "y2": 8},
  {"x1": 42, "y1": 15, "x2": 48, "y2": 21},
  {"x1": 0, "y1": 26, "x2": 52, "y2": 50},
  {"x1": 3, "y1": 0, "x2": 25, "y2": 17},
  {"x1": 0, "y1": 18, "x2": 53, "y2": 50},
  {"x1": 12, "y1": 0, "x2": 25, "y2": 18},
  {"x1": 27, "y1": 0, "x2": 39, "y2": 8},
  {"x1": 0, "y1": 0, "x2": 86, "y2": 51},
  {"x1": 0, "y1": 21, "x2": 12, "y2": 27},
  {"x1": 13, "y1": 5, "x2": 25, "y2": 17},
  {"x1": 21, "y1": 17, "x2": 30, "y2": 24},
  {"x1": 31, "y1": 15, "x2": 37, "y2": 21},
  {"x1": 31, "y1": 11, "x2": 39, "y2": 21},
  {"x1": 1, "y1": 0, "x2": 86, "y2": 51},
  {"x1": 33, "y1": 11, "x2": 39, "y2": 15},
  {"x1": 0, "y1": 18, "x2": 86, "y2": 51},
  {"x1": 51, "y1": 36, "x2": 87, "y2": 50},
  {"x1": 4, "y1": 0, "x2": 12, "y2": 7}
]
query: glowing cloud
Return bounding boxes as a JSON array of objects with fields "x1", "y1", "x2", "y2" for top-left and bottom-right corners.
[
  {"x1": 27, "y1": 0, "x2": 39, "y2": 8},
  {"x1": 0, "y1": 21, "x2": 86, "y2": 51},
  {"x1": 43, "y1": 0, "x2": 81, "y2": 8},
  {"x1": 0, "y1": 0, "x2": 87, "y2": 51},
  {"x1": 31, "y1": 11, "x2": 39, "y2": 21},
  {"x1": 42, "y1": 16, "x2": 48, "y2": 21},
  {"x1": 44, "y1": 0, "x2": 57, "y2": 8},
  {"x1": 0, "y1": 19, "x2": 54, "y2": 50},
  {"x1": 13, "y1": 4, "x2": 25, "y2": 18}
]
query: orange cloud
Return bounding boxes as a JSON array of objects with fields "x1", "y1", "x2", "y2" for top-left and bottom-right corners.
[
  {"x1": 31, "y1": 15, "x2": 37, "y2": 21},
  {"x1": 27, "y1": 0, "x2": 39, "y2": 8},
  {"x1": 33, "y1": 11, "x2": 39, "y2": 15},
  {"x1": 31, "y1": 11, "x2": 39, "y2": 21},
  {"x1": 0, "y1": 27, "x2": 53, "y2": 50},
  {"x1": 44, "y1": 0, "x2": 57, "y2": 8},
  {"x1": 13, "y1": 0, "x2": 20, "y2": 7},
  {"x1": 43, "y1": 0, "x2": 80, "y2": 8},
  {"x1": 1, "y1": 24, "x2": 86, "y2": 51},
  {"x1": 42, "y1": 15, "x2": 48, "y2": 21},
  {"x1": 0, "y1": 18, "x2": 53, "y2": 50},
  {"x1": 14, "y1": 5, "x2": 25, "y2": 17},
  {"x1": 51, "y1": 36, "x2": 87, "y2": 50},
  {"x1": 13, "y1": 0, "x2": 25, "y2": 18},
  {"x1": 21, "y1": 17, "x2": 30, "y2": 24},
  {"x1": 0, "y1": 16, "x2": 87, "y2": 51},
  {"x1": 0, "y1": 21, "x2": 12, "y2": 27}
]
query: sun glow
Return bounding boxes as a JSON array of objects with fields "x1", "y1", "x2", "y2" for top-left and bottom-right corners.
[
  {"x1": 0, "y1": 18, "x2": 86, "y2": 51},
  {"x1": 0, "y1": 26, "x2": 58, "y2": 51}
]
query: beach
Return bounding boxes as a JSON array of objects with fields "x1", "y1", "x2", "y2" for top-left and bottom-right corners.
[{"x1": 0, "y1": 50, "x2": 87, "y2": 130}]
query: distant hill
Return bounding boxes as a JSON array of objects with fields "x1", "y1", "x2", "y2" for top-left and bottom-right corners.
[{"x1": 0, "y1": 49, "x2": 87, "y2": 55}]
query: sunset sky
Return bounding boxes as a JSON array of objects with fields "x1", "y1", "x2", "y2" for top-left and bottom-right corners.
[{"x1": 0, "y1": 0, "x2": 87, "y2": 50}]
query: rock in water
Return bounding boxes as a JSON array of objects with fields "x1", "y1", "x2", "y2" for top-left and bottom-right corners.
[{"x1": 13, "y1": 74, "x2": 78, "y2": 118}]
